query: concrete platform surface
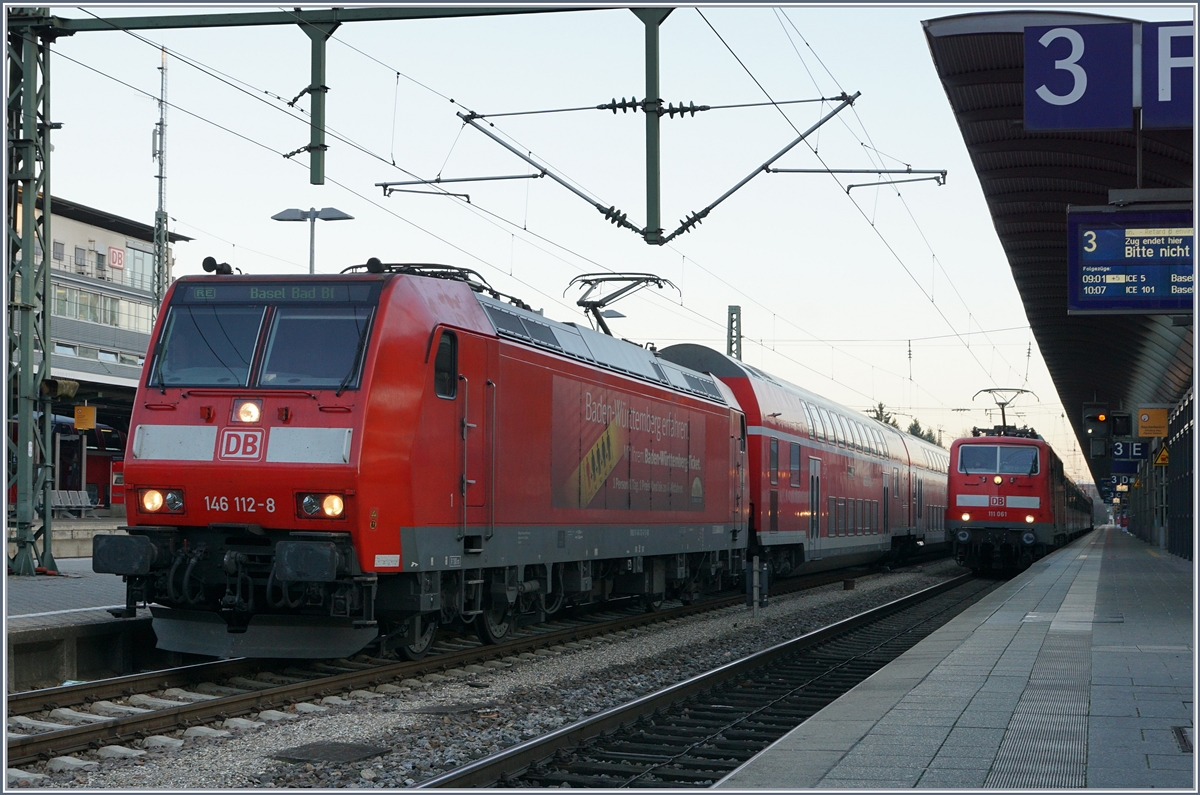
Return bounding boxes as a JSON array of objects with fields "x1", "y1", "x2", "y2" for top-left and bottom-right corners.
[
  {"x1": 6, "y1": 556, "x2": 132, "y2": 626},
  {"x1": 717, "y1": 527, "x2": 1194, "y2": 789}
]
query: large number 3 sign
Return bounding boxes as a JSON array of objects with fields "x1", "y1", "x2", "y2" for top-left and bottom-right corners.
[
  {"x1": 1023, "y1": 23, "x2": 1132, "y2": 130},
  {"x1": 1035, "y1": 28, "x2": 1087, "y2": 105}
]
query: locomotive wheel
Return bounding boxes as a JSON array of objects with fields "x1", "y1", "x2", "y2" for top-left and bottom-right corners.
[
  {"x1": 398, "y1": 615, "x2": 438, "y2": 661},
  {"x1": 475, "y1": 603, "x2": 512, "y2": 644},
  {"x1": 638, "y1": 594, "x2": 665, "y2": 613}
]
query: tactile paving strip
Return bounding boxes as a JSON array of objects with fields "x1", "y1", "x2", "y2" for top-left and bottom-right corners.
[{"x1": 985, "y1": 633, "x2": 1091, "y2": 788}]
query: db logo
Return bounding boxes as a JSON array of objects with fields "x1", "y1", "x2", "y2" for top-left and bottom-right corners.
[
  {"x1": 219, "y1": 428, "x2": 265, "y2": 461},
  {"x1": 989, "y1": 495, "x2": 1006, "y2": 506}
]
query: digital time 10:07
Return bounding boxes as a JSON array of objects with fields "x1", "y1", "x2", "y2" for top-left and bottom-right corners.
[{"x1": 205, "y1": 495, "x2": 275, "y2": 512}]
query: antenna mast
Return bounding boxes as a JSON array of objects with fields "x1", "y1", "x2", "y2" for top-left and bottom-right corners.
[{"x1": 152, "y1": 47, "x2": 169, "y2": 314}]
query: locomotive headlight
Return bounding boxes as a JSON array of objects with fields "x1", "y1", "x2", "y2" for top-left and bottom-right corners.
[
  {"x1": 298, "y1": 493, "x2": 345, "y2": 519},
  {"x1": 1025, "y1": 514, "x2": 1035, "y2": 523},
  {"x1": 1022, "y1": 531, "x2": 1037, "y2": 545},
  {"x1": 956, "y1": 530, "x2": 971, "y2": 543},
  {"x1": 993, "y1": 475, "x2": 1003, "y2": 485},
  {"x1": 301, "y1": 494, "x2": 322, "y2": 516},
  {"x1": 961, "y1": 512, "x2": 971, "y2": 522},
  {"x1": 322, "y1": 494, "x2": 345, "y2": 518},
  {"x1": 235, "y1": 400, "x2": 262, "y2": 423},
  {"x1": 164, "y1": 490, "x2": 185, "y2": 512},
  {"x1": 141, "y1": 489, "x2": 164, "y2": 512}
]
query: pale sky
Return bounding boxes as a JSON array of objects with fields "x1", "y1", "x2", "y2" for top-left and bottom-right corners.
[{"x1": 42, "y1": 3, "x2": 1197, "y2": 482}]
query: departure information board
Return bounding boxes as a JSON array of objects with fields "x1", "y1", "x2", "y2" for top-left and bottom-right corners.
[{"x1": 1067, "y1": 207, "x2": 1194, "y2": 314}]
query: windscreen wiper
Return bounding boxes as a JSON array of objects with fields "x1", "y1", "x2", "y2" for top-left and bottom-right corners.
[{"x1": 336, "y1": 322, "x2": 370, "y2": 398}]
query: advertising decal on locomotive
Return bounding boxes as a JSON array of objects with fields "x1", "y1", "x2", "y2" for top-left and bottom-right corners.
[{"x1": 553, "y1": 376, "x2": 706, "y2": 511}]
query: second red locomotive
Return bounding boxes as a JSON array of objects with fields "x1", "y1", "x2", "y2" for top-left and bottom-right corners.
[{"x1": 945, "y1": 426, "x2": 1092, "y2": 572}]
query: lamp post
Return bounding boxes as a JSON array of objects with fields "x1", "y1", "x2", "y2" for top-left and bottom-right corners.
[{"x1": 271, "y1": 207, "x2": 354, "y2": 274}]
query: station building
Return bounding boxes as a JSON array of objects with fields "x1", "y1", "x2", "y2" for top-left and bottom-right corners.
[{"x1": 29, "y1": 196, "x2": 190, "y2": 512}]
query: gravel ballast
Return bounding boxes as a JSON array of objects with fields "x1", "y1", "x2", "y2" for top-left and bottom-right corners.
[{"x1": 18, "y1": 560, "x2": 969, "y2": 789}]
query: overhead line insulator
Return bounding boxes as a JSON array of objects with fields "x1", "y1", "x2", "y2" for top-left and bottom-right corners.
[
  {"x1": 663, "y1": 101, "x2": 707, "y2": 118},
  {"x1": 599, "y1": 97, "x2": 641, "y2": 114}
]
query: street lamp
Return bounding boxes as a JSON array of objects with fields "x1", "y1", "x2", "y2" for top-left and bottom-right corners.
[{"x1": 271, "y1": 207, "x2": 354, "y2": 274}]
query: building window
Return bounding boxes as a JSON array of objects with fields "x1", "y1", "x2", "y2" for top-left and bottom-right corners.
[
  {"x1": 74, "y1": 246, "x2": 87, "y2": 268},
  {"x1": 53, "y1": 342, "x2": 76, "y2": 356},
  {"x1": 119, "y1": 353, "x2": 140, "y2": 366},
  {"x1": 52, "y1": 241, "x2": 64, "y2": 260},
  {"x1": 127, "y1": 248, "x2": 153, "y2": 291},
  {"x1": 95, "y1": 250, "x2": 106, "y2": 271},
  {"x1": 98, "y1": 350, "x2": 119, "y2": 363}
]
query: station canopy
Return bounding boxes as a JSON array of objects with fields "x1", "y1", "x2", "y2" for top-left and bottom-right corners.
[{"x1": 923, "y1": 10, "x2": 1194, "y2": 487}]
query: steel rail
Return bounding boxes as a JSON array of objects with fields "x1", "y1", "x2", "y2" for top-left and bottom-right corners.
[
  {"x1": 416, "y1": 572, "x2": 975, "y2": 788},
  {"x1": 5, "y1": 564, "x2": 902, "y2": 763}
]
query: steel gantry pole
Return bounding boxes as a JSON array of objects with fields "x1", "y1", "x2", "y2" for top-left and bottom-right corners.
[
  {"x1": 152, "y1": 46, "x2": 169, "y2": 312},
  {"x1": 632, "y1": 8, "x2": 671, "y2": 246},
  {"x1": 7, "y1": 8, "x2": 58, "y2": 574}
]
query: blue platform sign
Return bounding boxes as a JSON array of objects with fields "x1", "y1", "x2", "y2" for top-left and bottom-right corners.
[
  {"x1": 1142, "y1": 22, "x2": 1195, "y2": 128},
  {"x1": 1025, "y1": 23, "x2": 1133, "y2": 130},
  {"x1": 1111, "y1": 440, "x2": 1149, "y2": 460},
  {"x1": 1068, "y1": 207, "x2": 1194, "y2": 314}
]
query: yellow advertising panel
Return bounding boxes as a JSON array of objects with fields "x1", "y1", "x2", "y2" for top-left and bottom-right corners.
[
  {"x1": 74, "y1": 405, "x2": 96, "y2": 431},
  {"x1": 1137, "y1": 408, "x2": 1168, "y2": 437}
]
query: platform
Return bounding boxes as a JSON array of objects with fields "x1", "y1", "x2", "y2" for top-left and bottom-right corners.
[
  {"x1": 5, "y1": 554, "x2": 162, "y2": 691},
  {"x1": 6, "y1": 515, "x2": 126, "y2": 560},
  {"x1": 716, "y1": 526, "x2": 1194, "y2": 789}
]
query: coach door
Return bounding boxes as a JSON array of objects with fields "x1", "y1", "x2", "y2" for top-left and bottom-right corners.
[
  {"x1": 457, "y1": 332, "x2": 493, "y2": 539},
  {"x1": 730, "y1": 412, "x2": 746, "y2": 528},
  {"x1": 808, "y1": 457, "x2": 822, "y2": 559}
]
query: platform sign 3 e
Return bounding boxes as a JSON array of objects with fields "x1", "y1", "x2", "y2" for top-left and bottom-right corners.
[{"x1": 1111, "y1": 441, "x2": 1149, "y2": 460}]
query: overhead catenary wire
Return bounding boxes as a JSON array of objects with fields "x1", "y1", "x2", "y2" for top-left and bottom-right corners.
[
  {"x1": 63, "y1": 10, "x2": 977, "y2": 422},
  {"x1": 775, "y1": 8, "x2": 1023, "y2": 383}
]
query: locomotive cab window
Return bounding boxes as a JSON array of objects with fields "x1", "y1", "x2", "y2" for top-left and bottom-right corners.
[
  {"x1": 959, "y1": 445, "x2": 1039, "y2": 475},
  {"x1": 153, "y1": 305, "x2": 265, "y2": 387},
  {"x1": 151, "y1": 280, "x2": 381, "y2": 389},
  {"x1": 434, "y1": 331, "x2": 457, "y2": 399},
  {"x1": 260, "y1": 306, "x2": 374, "y2": 389}
]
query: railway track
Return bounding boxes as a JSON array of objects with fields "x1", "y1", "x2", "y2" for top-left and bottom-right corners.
[
  {"x1": 416, "y1": 572, "x2": 994, "y2": 788},
  {"x1": 7, "y1": 561, "x2": 921, "y2": 767}
]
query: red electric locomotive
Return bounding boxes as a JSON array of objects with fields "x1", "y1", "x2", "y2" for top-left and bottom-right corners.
[
  {"x1": 945, "y1": 426, "x2": 1093, "y2": 572},
  {"x1": 660, "y1": 346, "x2": 949, "y2": 573},
  {"x1": 95, "y1": 261, "x2": 749, "y2": 659}
]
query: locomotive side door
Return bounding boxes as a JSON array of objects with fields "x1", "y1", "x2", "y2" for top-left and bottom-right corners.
[
  {"x1": 456, "y1": 331, "x2": 494, "y2": 531},
  {"x1": 808, "y1": 457, "x2": 822, "y2": 559}
]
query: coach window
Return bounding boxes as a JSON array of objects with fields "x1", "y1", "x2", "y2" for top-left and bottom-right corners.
[
  {"x1": 831, "y1": 413, "x2": 846, "y2": 448},
  {"x1": 790, "y1": 443, "x2": 801, "y2": 487},
  {"x1": 802, "y1": 402, "x2": 818, "y2": 440},
  {"x1": 434, "y1": 330, "x2": 457, "y2": 398},
  {"x1": 893, "y1": 467, "x2": 899, "y2": 494},
  {"x1": 851, "y1": 422, "x2": 865, "y2": 453},
  {"x1": 809, "y1": 405, "x2": 826, "y2": 442},
  {"x1": 769, "y1": 438, "x2": 779, "y2": 485}
]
